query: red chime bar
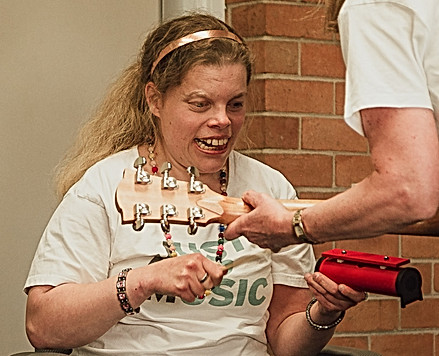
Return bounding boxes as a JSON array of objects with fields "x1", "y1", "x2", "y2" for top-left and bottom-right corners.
[{"x1": 315, "y1": 249, "x2": 423, "y2": 308}]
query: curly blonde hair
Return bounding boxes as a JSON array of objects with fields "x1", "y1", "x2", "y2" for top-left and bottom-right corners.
[{"x1": 55, "y1": 13, "x2": 253, "y2": 198}]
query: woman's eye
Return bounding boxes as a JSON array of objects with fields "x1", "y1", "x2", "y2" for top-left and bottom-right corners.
[
  {"x1": 228, "y1": 101, "x2": 244, "y2": 111},
  {"x1": 189, "y1": 101, "x2": 209, "y2": 110}
]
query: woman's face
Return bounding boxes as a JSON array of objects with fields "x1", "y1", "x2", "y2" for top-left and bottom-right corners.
[{"x1": 150, "y1": 63, "x2": 248, "y2": 176}]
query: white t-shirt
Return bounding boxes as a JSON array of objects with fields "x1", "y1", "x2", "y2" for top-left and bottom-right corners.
[
  {"x1": 339, "y1": 0, "x2": 439, "y2": 135},
  {"x1": 25, "y1": 147, "x2": 315, "y2": 356}
]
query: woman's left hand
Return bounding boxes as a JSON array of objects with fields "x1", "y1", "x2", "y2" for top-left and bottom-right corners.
[{"x1": 304, "y1": 272, "x2": 367, "y2": 315}]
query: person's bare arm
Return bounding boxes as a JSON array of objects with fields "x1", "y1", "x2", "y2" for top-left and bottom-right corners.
[
  {"x1": 267, "y1": 275, "x2": 364, "y2": 356},
  {"x1": 26, "y1": 279, "x2": 123, "y2": 349},
  {"x1": 26, "y1": 254, "x2": 224, "y2": 349},
  {"x1": 225, "y1": 107, "x2": 439, "y2": 247},
  {"x1": 302, "y1": 107, "x2": 439, "y2": 242},
  {"x1": 267, "y1": 286, "x2": 333, "y2": 356}
]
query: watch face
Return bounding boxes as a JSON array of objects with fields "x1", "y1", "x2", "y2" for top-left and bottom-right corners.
[{"x1": 293, "y1": 210, "x2": 316, "y2": 244}]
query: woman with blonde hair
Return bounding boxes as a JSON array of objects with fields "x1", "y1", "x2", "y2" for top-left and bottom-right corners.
[{"x1": 24, "y1": 13, "x2": 364, "y2": 355}]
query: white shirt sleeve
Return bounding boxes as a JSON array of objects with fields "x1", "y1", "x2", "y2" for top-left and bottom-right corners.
[
  {"x1": 339, "y1": 1, "x2": 433, "y2": 136},
  {"x1": 24, "y1": 189, "x2": 112, "y2": 292}
]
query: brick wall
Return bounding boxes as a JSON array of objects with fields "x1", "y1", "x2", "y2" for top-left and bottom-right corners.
[{"x1": 226, "y1": 1, "x2": 439, "y2": 355}]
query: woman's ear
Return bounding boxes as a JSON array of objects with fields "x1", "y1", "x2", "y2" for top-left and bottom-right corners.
[{"x1": 145, "y1": 82, "x2": 162, "y2": 118}]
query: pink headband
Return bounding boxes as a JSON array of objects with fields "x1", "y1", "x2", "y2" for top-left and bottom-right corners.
[{"x1": 150, "y1": 29, "x2": 243, "y2": 75}]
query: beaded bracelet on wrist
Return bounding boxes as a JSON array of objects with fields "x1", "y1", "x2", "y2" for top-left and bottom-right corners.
[
  {"x1": 116, "y1": 268, "x2": 140, "y2": 315},
  {"x1": 305, "y1": 298, "x2": 345, "y2": 331}
]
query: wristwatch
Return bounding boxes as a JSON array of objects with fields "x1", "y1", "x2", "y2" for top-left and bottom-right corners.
[{"x1": 292, "y1": 209, "x2": 318, "y2": 244}]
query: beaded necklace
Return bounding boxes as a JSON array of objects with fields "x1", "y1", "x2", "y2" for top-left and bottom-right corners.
[
  {"x1": 147, "y1": 144, "x2": 227, "y2": 265},
  {"x1": 164, "y1": 168, "x2": 227, "y2": 264},
  {"x1": 148, "y1": 144, "x2": 158, "y2": 175},
  {"x1": 217, "y1": 169, "x2": 227, "y2": 263}
]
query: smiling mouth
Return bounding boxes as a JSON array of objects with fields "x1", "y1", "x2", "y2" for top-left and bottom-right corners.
[{"x1": 195, "y1": 138, "x2": 229, "y2": 151}]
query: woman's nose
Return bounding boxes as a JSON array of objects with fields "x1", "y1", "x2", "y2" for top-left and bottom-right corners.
[{"x1": 208, "y1": 107, "x2": 231, "y2": 128}]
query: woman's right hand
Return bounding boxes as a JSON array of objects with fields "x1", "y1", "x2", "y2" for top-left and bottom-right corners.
[{"x1": 135, "y1": 253, "x2": 226, "y2": 302}]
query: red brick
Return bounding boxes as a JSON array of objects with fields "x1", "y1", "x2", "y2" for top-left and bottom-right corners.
[
  {"x1": 301, "y1": 42, "x2": 345, "y2": 78},
  {"x1": 410, "y1": 262, "x2": 432, "y2": 295},
  {"x1": 235, "y1": 118, "x2": 259, "y2": 150},
  {"x1": 302, "y1": 117, "x2": 368, "y2": 152},
  {"x1": 235, "y1": 116, "x2": 263, "y2": 150},
  {"x1": 248, "y1": 40, "x2": 299, "y2": 74},
  {"x1": 335, "y1": 154, "x2": 373, "y2": 187},
  {"x1": 274, "y1": 153, "x2": 333, "y2": 188},
  {"x1": 338, "y1": 300, "x2": 399, "y2": 332},
  {"x1": 230, "y1": 3, "x2": 267, "y2": 37},
  {"x1": 401, "y1": 297, "x2": 439, "y2": 328},
  {"x1": 247, "y1": 79, "x2": 266, "y2": 112},
  {"x1": 235, "y1": 116, "x2": 300, "y2": 150},
  {"x1": 371, "y1": 333, "x2": 434, "y2": 356},
  {"x1": 266, "y1": 4, "x2": 331, "y2": 40},
  {"x1": 327, "y1": 336, "x2": 369, "y2": 351},
  {"x1": 243, "y1": 152, "x2": 263, "y2": 163},
  {"x1": 264, "y1": 116, "x2": 299, "y2": 149},
  {"x1": 435, "y1": 263, "x2": 439, "y2": 293},
  {"x1": 333, "y1": 234, "x2": 399, "y2": 257},
  {"x1": 335, "y1": 81, "x2": 346, "y2": 116},
  {"x1": 402, "y1": 235, "x2": 439, "y2": 259},
  {"x1": 230, "y1": 3, "x2": 332, "y2": 40},
  {"x1": 296, "y1": 191, "x2": 340, "y2": 200},
  {"x1": 249, "y1": 79, "x2": 334, "y2": 114},
  {"x1": 248, "y1": 153, "x2": 333, "y2": 188},
  {"x1": 225, "y1": 0, "x2": 245, "y2": 4},
  {"x1": 265, "y1": 79, "x2": 333, "y2": 113}
]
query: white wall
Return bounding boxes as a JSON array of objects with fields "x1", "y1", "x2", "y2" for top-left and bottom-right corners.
[
  {"x1": 1, "y1": 0, "x2": 225, "y2": 354},
  {"x1": 162, "y1": 0, "x2": 225, "y2": 20},
  {"x1": 0, "y1": 1, "x2": 159, "y2": 353}
]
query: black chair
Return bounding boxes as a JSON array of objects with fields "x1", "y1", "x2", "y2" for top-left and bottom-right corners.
[{"x1": 11, "y1": 351, "x2": 71, "y2": 356}]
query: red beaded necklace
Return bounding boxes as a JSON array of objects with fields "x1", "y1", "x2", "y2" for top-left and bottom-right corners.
[{"x1": 148, "y1": 144, "x2": 158, "y2": 175}]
